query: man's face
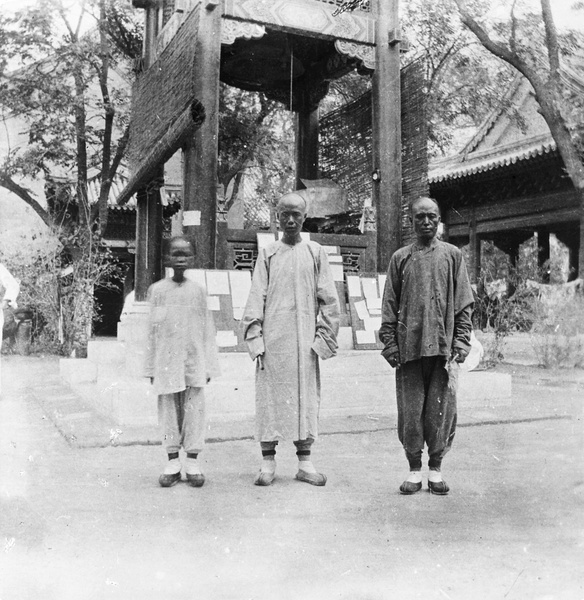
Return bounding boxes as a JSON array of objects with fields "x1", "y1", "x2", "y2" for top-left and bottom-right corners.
[
  {"x1": 412, "y1": 199, "x2": 441, "y2": 242},
  {"x1": 168, "y1": 239, "x2": 193, "y2": 274},
  {"x1": 277, "y1": 195, "x2": 306, "y2": 238}
]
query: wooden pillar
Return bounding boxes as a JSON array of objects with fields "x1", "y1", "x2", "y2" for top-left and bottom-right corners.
[
  {"x1": 468, "y1": 211, "x2": 480, "y2": 284},
  {"x1": 537, "y1": 229, "x2": 550, "y2": 282},
  {"x1": 134, "y1": 176, "x2": 163, "y2": 301},
  {"x1": 568, "y1": 239, "x2": 579, "y2": 281},
  {"x1": 295, "y1": 96, "x2": 319, "y2": 188},
  {"x1": 134, "y1": 5, "x2": 162, "y2": 301},
  {"x1": 182, "y1": 1, "x2": 222, "y2": 269},
  {"x1": 372, "y1": 0, "x2": 401, "y2": 273}
]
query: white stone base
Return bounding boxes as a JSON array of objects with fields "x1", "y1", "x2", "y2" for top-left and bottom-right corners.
[{"x1": 61, "y1": 338, "x2": 513, "y2": 426}]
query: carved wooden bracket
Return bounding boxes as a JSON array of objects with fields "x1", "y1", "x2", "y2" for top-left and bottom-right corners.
[
  {"x1": 334, "y1": 40, "x2": 375, "y2": 70},
  {"x1": 221, "y1": 18, "x2": 266, "y2": 45}
]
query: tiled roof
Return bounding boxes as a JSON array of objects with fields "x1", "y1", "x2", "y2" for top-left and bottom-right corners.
[{"x1": 429, "y1": 134, "x2": 557, "y2": 184}]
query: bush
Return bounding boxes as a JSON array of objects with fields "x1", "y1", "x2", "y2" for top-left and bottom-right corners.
[{"x1": 0, "y1": 227, "x2": 121, "y2": 356}]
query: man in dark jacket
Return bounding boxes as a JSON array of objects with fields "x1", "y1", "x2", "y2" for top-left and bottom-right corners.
[{"x1": 379, "y1": 197, "x2": 474, "y2": 495}]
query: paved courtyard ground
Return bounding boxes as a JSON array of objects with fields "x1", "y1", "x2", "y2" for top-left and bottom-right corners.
[{"x1": 0, "y1": 348, "x2": 583, "y2": 600}]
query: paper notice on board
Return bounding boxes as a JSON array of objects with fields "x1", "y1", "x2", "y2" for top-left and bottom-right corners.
[
  {"x1": 354, "y1": 299, "x2": 369, "y2": 321},
  {"x1": 327, "y1": 254, "x2": 343, "y2": 263},
  {"x1": 205, "y1": 271, "x2": 230, "y2": 295},
  {"x1": 207, "y1": 296, "x2": 221, "y2": 311},
  {"x1": 361, "y1": 277, "x2": 379, "y2": 301},
  {"x1": 363, "y1": 317, "x2": 382, "y2": 331},
  {"x1": 216, "y1": 330, "x2": 238, "y2": 347},
  {"x1": 232, "y1": 306, "x2": 245, "y2": 321},
  {"x1": 185, "y1": 269, "x2": 206, "y2": 289},
  {"x1": 322, "y1": 245, "x2": 340, "y2": 255},
  {"x1": 183, "y1": 210, "x2": 201, "y2": 226},
  {"x1": 346, "y1": 275, "x2": 361, "y2": 298},
  {"x1": 330, "y1": 263, "x2": 344, "y2": 282},
  {"x1": 356, "y1": 329, "x2": 376, "y2": 345},
  {"x1": 366, "y1": 297, "x2": 382, "y2": 312},
  {"x1": 378, "y1": 274, "x2": 387, "y2": 296},
  {"x1": 229, "y1": 270, "x2": 252, "y2": 308},
  {"x1": 257, "y1": 232, "x2": 277, "y2": 249}
]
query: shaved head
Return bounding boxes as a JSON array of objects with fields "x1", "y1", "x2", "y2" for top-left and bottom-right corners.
[
  {"x1": 410, "y1": 196, "x2": 440, "y2": 215},
  {"x1": 276, "y1": 192, "x2": 308, "y2": 214}
]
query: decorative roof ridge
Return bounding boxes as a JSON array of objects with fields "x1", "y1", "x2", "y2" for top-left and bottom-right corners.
[
  {"x1": 458, "y1": 74, "x2": 525, "y2": 157},
  {"x1": 429, "y1": 134, "x2": 556, "y2": 183}
]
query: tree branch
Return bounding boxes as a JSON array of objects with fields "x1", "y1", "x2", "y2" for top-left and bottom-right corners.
[
  {"x1": 0, "y1": 173, "x2": 52, "y2": 227},
  {"x1": 453, "y1": 0, "x2": 539, "y2": 86},
  {"x1": 541, "y1": 0, "x2": 560, "y2": 81}
]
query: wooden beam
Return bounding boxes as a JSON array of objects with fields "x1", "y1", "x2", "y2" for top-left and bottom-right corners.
[
  {"x1": 468, "y1": 209, "x2": 480, "y2": 284},
  {"x1": 223, "y1": 0, "x2": 376, "y2": 44},
  {"x1": 116, "y1": 100, "x2": 206, "y2": 206},
  {"x1": 295, "y1": 91, "x2": 319, "y2": 189},
  {"x1": 372, "y1": 0, "x2": 401, "y2": 272},
  {"x1": 182, "y1": 0, "x2": 222, "y2": 269},
  {"x1": 134, "y1": 177, "x2": 163, "y2": 301}
]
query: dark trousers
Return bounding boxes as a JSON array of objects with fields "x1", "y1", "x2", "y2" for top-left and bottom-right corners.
[{"x1": 395, "y1": 356, "x2": 457, "y2": 471}]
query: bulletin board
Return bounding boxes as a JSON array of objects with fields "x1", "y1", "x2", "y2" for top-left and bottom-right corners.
[
  {"x1": 346, "y1": 273, "x2": 387, "y2": 350},
  {"x1": 182, "y1": 269, "x2": 252, "y2": 353}
]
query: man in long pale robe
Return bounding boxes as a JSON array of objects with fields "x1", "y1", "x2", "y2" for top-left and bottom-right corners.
[
  {"x1": 242, "y1": 193, "x2": 340, "y2": 486},
  {"x1": 379, "y1": 197, "x2": 474, "y2": 496},
  {"x1": 145, "y1": 237, "x2": 220, "y2": 488},
  {"x1": 0, "y1": 263, "x2": 20, "y2": 396}
]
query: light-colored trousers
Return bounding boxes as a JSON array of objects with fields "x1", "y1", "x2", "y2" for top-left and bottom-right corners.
[{"x1": 158, "y1": 386, "x2": 206, "y2": 454}]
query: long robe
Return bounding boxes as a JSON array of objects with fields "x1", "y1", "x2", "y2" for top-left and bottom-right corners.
[
  {"x1": 145, "y1": 278, "x2": 220, "y2": 396},
  {"x1": 242, "y1": 240, "x2": 340, "y2": 441}
]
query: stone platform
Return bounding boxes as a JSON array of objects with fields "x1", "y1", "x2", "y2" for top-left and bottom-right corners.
[{"x1": 60, "y1": 338, "x2": 512, "y2": 428}]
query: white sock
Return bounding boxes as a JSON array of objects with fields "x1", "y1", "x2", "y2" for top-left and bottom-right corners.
[
  {"x1": 298, "y1": 460, "x2": 317, "y2": 474},
  {"x1": 428, "y1": 470, "x2": 443, "y2": 483},
  {"x1": 406, "y1": 471, "x2": 422, "y2": 484},
  {"x1": 163, "y1": 458, "x2": 181, "y2": 475},
  {"x1": 260, "y1": 458, "x2": 276, "y2": 474},
  {"x1": 185, "y1": 457, "x2": 202, "y2": 475}
]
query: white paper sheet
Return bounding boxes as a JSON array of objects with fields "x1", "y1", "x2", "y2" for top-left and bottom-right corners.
[
  {"x1": 322, "y1": 245, "x2": 340, "y2": 255},
  {"x1": 232, "y1": 306, "x2": 245, "y2": 321},
  {"x1": 366, "y1": 297, "x2": 382, "y2": 311},
  {"x1": 378, "y1": 274, "x2": 387, "y2": 297},
  {"x1": 356, "y1": 329, "x2": 376, "y2": 344},
  {"x1": 327, "y1": 254, "x2": 343, "y2": 263},
  {"x1": 330, "y1": 263, "x2": 344, "y2": 282},
  {"x1": 257, "y1": 232, "x2": 277, "y2": 249},
  {"x1": 363, "y1": 317, "x2": 382, "y2": 331},
  {"x1": 361, "y1": 277, "x2": 379, "y2": 301},
  {"x1": 207, "y1": 296, "x2": 221, "y2": 311},
  {"x1": 216, "y1": 330, "x2": 238, "y2": 347},
  {"x1": 182, "y1": 210, "x2": 201, "y2": 226},
  {"x1": 354, "y1": 299, "x2": 369, "y2": 321},
  {"x1": 346, "y1": 275, "x2": 361, "y2": 298},
  {"x1": 185, "y1": 269, "x2": 207, "y2": 289},
  {"x1": 229, "y1": 270, "x2": 252, "y2": 308},
  {"x1": 205, "y1": 271, "x2": 230, "y2": 295}
]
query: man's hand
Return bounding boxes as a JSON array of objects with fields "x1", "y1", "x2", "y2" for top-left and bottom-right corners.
[
  {"x1": 381, "y1": 347, "x2": 400, "y2": 368},
  {"x1": 451, "y1": 348, "x2": 468, "y2": 363},
  {"x1": 257, "y1": 353, "x2": 265, "y2": 370}
]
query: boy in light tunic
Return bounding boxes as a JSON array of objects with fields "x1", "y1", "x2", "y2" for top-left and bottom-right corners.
[{"x1": 145, "y1": 237, "x2": 220, "y2": 487}]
